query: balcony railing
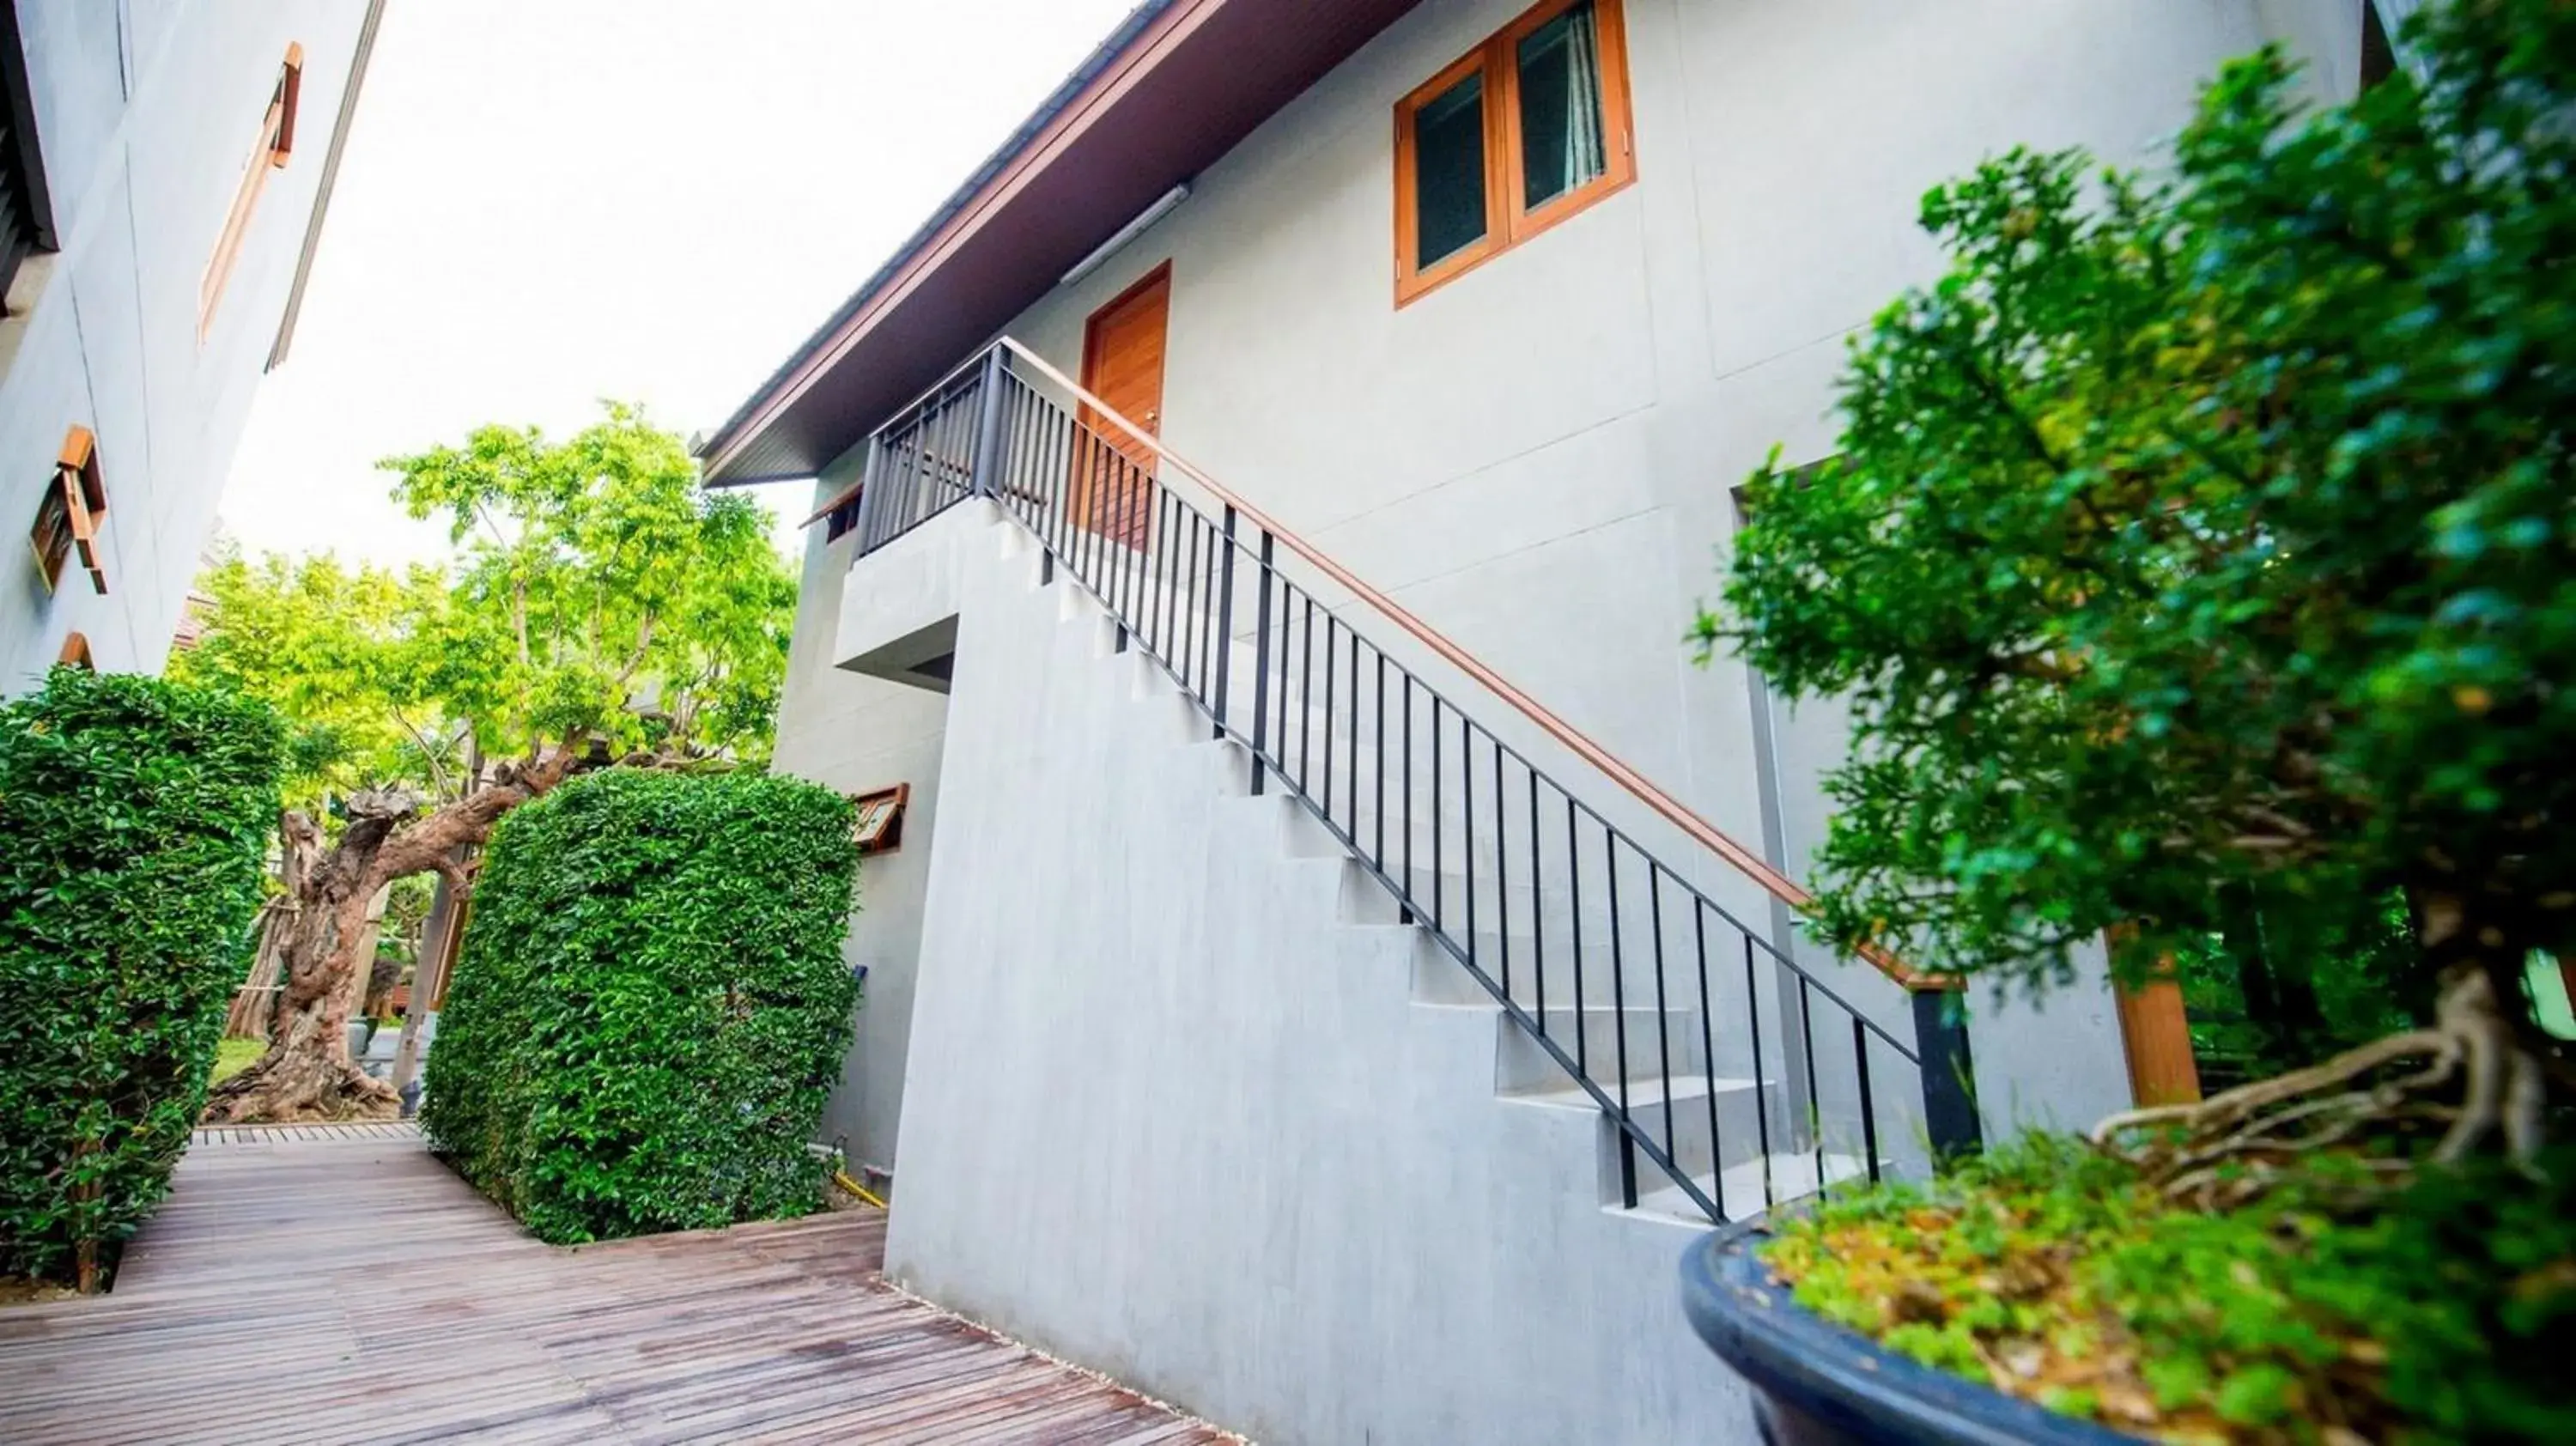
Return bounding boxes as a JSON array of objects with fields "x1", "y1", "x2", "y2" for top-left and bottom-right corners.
[{"x1": 840, "y1": 339, "x2": 1981, "y2": 1223}]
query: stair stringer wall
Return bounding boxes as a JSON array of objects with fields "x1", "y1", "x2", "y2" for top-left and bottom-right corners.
[{"x1": 883, "y1": 506, "x2": 1759, "y2": 1446}]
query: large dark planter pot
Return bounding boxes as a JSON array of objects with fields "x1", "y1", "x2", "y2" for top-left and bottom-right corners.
[{"x1": 1680, "y1": 1225, "x2": 2140, "y2": 1446}]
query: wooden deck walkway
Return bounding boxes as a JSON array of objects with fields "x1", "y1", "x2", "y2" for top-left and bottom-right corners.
[{"x1": 0, "y1": 1126, "x2": 1237, "y2": 1444}]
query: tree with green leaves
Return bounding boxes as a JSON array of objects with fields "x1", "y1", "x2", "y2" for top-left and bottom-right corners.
[
  {"x1": 1704, "y1": 0, "x2": 2571, "y2": 1190},
  {"x1": 180, "y1": 404, "x2": 796, "y2": 1121}
]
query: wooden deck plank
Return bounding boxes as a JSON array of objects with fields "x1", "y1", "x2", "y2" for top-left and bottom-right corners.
[{"x1": 1, "y1": 1127, "x2": 1236, "y2": 1445}]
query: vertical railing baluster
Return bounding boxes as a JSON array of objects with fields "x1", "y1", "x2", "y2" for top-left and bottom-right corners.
[
  {"x1": 1462, "y1": 720, "x2": 1476, "y2": 972},
  {"x1": 1164, "y1": 491, "x2": 1183, "y2": 667},
  {"x1": 1800, "y1": 978, "x2": 1824, "y2": 1196},
  {"x1": 1567, "y1": 798, "x2": 1585, "y2": 1077},
  {"x1": 1430, "y1": 698, "x2": 1444, "y2": 933},
  {"x1": 1321, "y1": 616, "x2": 1336, "y2": 830},
  {"x1": 1746, "y1": 933, "x2": 1773, "y2": 1210},
  {"x1": 1401, "y1": 682, "x2": 1414, "y2": 924},
  {"x1": 1375, "y1": 651, "x2": 1388, "y2": 874},
  {"x1": 1651, "y1": 866, "x2": 1673, "y2": 1181},
  {"x1": 1128, "y1": 457, "x2": 1148, "y2": 628},
  {"x1": 1199, "y1": 513, "x2": 1218, "y2": 696},
  {"x1": 1083, "y1": 431, "x2": 1101, "y2": 588},
  {"x1": 1213, "y1": 507, "x2": 1236, "y2": 741},
  {"x1": 1347, "y1": 624, "x2": 1360, "y2": 837},
  {"x1": 1249, "y1": 531, "x2": 1274, "y2": 794},
  {"x1": 1854, "y1": 1018, "x2": 1880, "y2": 1186},
  {"x1": 1273, "y1": 589, "x2": 1290, "y2": 779},
  {"x1": 1121, "y1": 450, "x2": 1139, "y2": 630},
  {"x1": 1492, "y1": 738, "x2": 1508, "y2": 1004},
  {"x1": 1182, "y1": 512, "x2": 1204, "y2": 695},
  {"x1": 1607, "y1": 834, "x2": 1634, "y2": 1209},
  {"x1": 1529, "y1": 772, "x2": 1545, "y2": 1032},
  {"x1": 1112, "y1": 454, "x2": 1133, "y2": 651},
  {"x1": 1016, "y1": 380, "x2": 1037, "y2": 522},
  {"x1": 1058, "y1": 388, "x2": 1074, "y2": 546},
  {"x1": 1300, "y1": 596, "x2": 1315, "y2": 794},
  {"x1": 1695, "y1": 901, "x2": 1721, "y2": 1218},
  {"x1": 1053, "y1": 407, "x2": 1072, "y2": 562}
]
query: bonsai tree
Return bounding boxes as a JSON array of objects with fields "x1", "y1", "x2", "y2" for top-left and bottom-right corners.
[
  {"x1": 175, "y1": 404, "x2": 796, "y2": 1122},
  {"x1": 1702, "y1": 0, "x2": 2572, "y2": 1189}
]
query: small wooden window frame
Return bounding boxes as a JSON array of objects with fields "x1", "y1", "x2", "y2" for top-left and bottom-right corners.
[
  {"x1": 57, "y1": 631, "x2": 92, "y2": 670},
  {"x1": 822, "y1": 490, "x2": 864, "y2": 542},
  {"x1": 198, "y1": 43, "x2": 303, "y2": 342},
  {"x1": 1393, "y1": 0, "x2": 1634, "y2": 307},
  {"x1": 850, "y1": 783, "x2": 911, "y2": 855},
  {"x1": 30, "y1": 424, "x2": 106, "y2": 595}
]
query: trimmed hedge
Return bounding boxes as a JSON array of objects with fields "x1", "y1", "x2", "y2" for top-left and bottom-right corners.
[
  {"x1": 0, "y1": 667, "x2": 284, "y2": 1290},
  {"x1": 422, "y1": 769, "x2": 860, "y2": 1244}
]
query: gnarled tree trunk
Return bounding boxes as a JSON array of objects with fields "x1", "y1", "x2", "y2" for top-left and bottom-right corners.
[
  {"x1": 222, "y1": 813, "x2": 325, "y2": 1040},
  {"x1": 204, "y1": 748, "x2": 582, "y2": 1123}
]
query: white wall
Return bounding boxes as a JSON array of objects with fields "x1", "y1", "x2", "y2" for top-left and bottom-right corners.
[
  {"x1": 800, "y1": 0, "x2": 2371, "y2": 1138},
  {"x1": 879, "y1": 502, "x2": 1763, "y2": 1446},
  {"x1": 0, "y1": 0, "x2": 368, "y2": 687},
  {"x1": 768, "y1": 454, "x2": 953, "y2": 1176}
]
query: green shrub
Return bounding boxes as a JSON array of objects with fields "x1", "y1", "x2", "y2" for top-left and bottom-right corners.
[
  {"x1": 0, "y1": 667, "x2": 284, "y2": 1290},
  {"x1": 421, "y1": 769, "x2": 860, "y2": 1244}
]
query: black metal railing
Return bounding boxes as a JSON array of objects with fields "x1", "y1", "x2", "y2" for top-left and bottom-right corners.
[{"x1": 852, "y1": 342, "x2": 1980, "y2": 1223}]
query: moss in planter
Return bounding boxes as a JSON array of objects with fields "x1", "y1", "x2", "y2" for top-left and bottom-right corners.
[{"x1": 1762, "y1": 1137, "x2": 2576, "y2": 1443}]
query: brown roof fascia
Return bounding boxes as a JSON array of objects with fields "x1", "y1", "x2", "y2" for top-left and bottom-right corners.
[{"x1": 699, "y1": 0, "x2": 1227, "y2": 483}]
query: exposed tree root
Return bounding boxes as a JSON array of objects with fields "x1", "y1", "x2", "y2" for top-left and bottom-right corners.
[
  {"x1": 203, "y1": 1049, "x2": 399, "y2": 1124},
  {"x1": 2091, "y1": 967, "x2": 2555, "y2": 1208}
]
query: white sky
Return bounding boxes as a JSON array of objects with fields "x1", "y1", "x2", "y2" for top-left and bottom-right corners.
[{"x1": 218, "y1": 0, "x2": 1139, "y2": 567}]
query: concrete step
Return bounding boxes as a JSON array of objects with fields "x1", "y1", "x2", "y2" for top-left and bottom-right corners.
[
  {"x1": 1613, "y1": 1151, "x2": 1883, "y2": 1229},
  {"x1": 1504, "y1": 1073, "x2": 1771, "y2": 1200},
  {"x1": 1492, "y1": 1005, "x2": 1708, "y2": 1093}
]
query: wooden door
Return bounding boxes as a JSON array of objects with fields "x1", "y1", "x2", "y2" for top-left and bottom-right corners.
[{"x1": 1075, "y1": 264, "x2": 1170, "y2": 548}]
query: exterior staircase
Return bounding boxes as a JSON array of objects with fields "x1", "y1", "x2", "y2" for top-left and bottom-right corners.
[
  {"x1": 847, "y1": 339, "x2": 1978, "y2": 1231},
  {"x1": 1061, "y1": 536, "x2": 1870, "y2": 1229}
]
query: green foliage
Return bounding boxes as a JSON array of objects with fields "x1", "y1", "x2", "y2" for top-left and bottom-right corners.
[
  {"x1": 1765, "y1": 1136, "x2": 2576, "y2": 1441},
  {"x1": 176, "y1": 403, "x2": 798, "y2": 812},
  {"x1": 1702, "y1": 1, "x2": 2576, "y2": 997},
  {"x1": 420, "y1": 769, "x2": 860, "y2": 1245},
  {"x1": 380, "y1": 402, "x2": 796, "y2": 767},
  {"x1": 0, "y1": 669, "x2": 283, "y2": 1287},
  {"x1": 173, "y1": 550, "x2": 459, "y2": 806}
]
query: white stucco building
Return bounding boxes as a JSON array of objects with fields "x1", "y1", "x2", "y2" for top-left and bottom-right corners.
[
  {"x1": 703, "y1": 3, "x2": 2391, "y2": 1441},
  {"x1": 0, "y1": 0, "x2": 380, "y2": 688}
]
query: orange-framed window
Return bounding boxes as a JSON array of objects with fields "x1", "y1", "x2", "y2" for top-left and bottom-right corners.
[
  {"x1": 30, "y1": 423, "x2": 106, "y2": 595},
  {"x1": 1393, "y1": 0, "x2": 1634, "y2": 306},
  {"x1": 198, "y1": 42, "x2": 303, "y2": 341}
]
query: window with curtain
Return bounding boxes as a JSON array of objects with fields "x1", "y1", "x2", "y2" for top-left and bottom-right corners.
[
  {"x1": 1412, "y1": 71, "x2": 1488, "y2": 268},
  {"x1": 1393, "y1": 0, "x2": 1634, "y2": 305}
]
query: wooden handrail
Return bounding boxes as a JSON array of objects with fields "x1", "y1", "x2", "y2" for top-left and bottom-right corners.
[{"x1": 994, "y1": 337, "x2": 1950, "y2": 992}]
